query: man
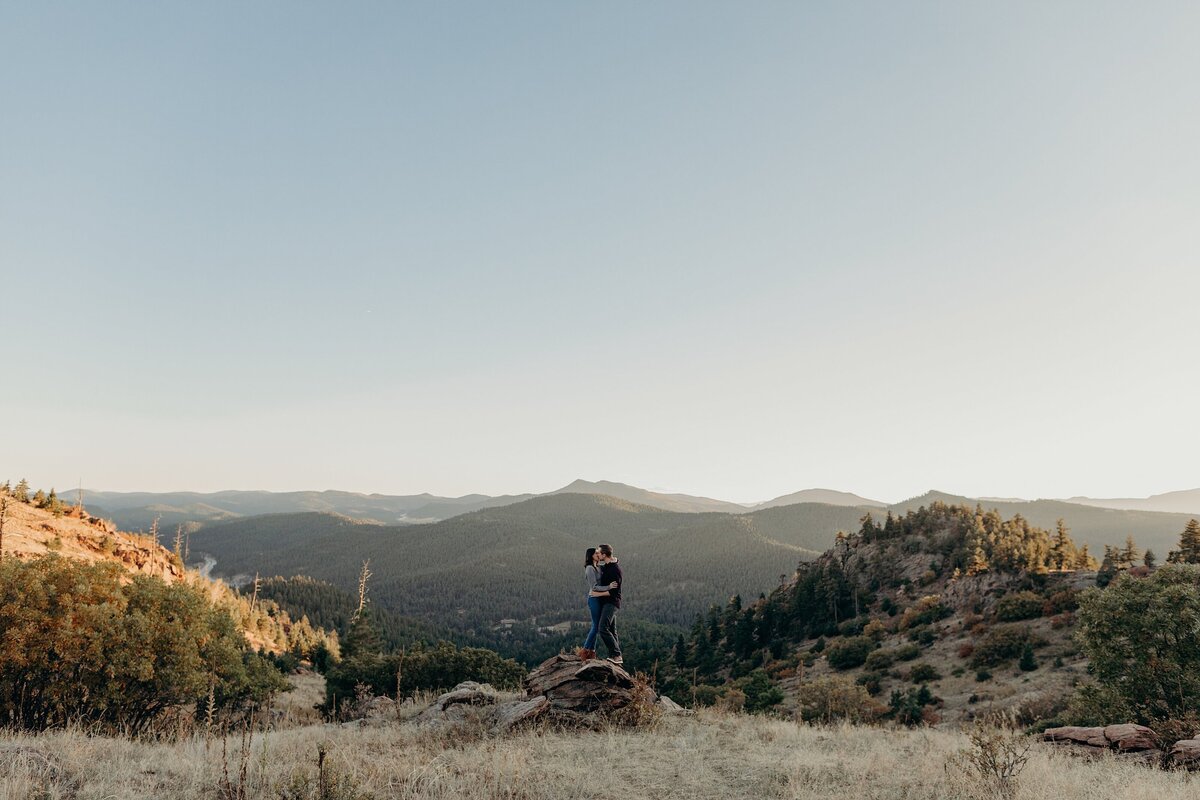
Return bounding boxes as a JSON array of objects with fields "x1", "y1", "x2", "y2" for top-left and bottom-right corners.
[{"x1": 592, "y1": 543, "x2": 623, "y2": 664}]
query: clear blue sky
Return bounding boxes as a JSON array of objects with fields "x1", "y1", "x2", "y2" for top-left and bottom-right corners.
[{"x1": 2, "y1": 2, "x2": 1198, "y2": 503}]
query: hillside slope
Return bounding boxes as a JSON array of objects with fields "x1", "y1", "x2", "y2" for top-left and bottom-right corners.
[
  {"x1": 0, "y1": 495, "x2": 332, "y2": 654},
  {"x1": 190, "y1": 493, "x2": 839, "y2": 631}
]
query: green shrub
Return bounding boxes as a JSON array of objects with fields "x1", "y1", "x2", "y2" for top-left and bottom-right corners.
[
  {"x1": 1042, "y1": 588, "x2": 1080, "y2": 615},
  {"x1": 0, "y1": 555, "x2": 287, "y2": 733},
  {"x1": 909, "y1": 663, "x2": 941, "y2": 683},
  {"x1": 893, "y1": 643, "x2": 920, "y2": 661},
  {"x1": 1073, "y1": 565, "x2": 1200, "y2": 732},
  {"x1": 798, "y1": 676, "x2": 883, "y2": 724},
  {"x1": 825, "y1": 636, "x2": 876, "y2": 670},
  {"x1": 738, "y1": 669, "x2": 785, "y2": 713},
  {"x1": 995, "y1": 591, "x2": 1045, "y2": 622},
  {"x1": 691, "y1": 684, "x2": 723, "y2": 707},
  {"x1": 899, "y1": 595, "x2": 951, "y2": 630},
  {"x1": 889, "y1": 685, "x2": 935, "y2": 726},
  {"x1": 856, "y1": 671, "x2": 884, "y2": 696},
  {"x1": 838, "y1": 617, "x2": 868, "y2": 637},
  {"x1": 971, "y1": 625, "x2": 1035, "y2": 668},
  {"x1": 323, "y1": 640, "x2": 525, "y2": 712},
  {"x1": 1019, "y1": 643, "x2": 1038, "y2": 671},
  {"x1": 863, "y1": 649, "x2": 896, "y2": 671}
]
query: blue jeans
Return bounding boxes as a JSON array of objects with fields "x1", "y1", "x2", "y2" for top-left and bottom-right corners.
[{"x1": 582, "y1": 596, "x2": 602, "y2": 650}]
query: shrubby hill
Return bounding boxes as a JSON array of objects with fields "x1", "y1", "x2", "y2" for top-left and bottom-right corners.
[
  {"x1": 192, "y1": 494, "x2": 851, "y2": 635},
  {"x1": 657, "y1": 501, "x2": 1143, "y2": 725},
  {"x1": 0, "y1": 482, "x2": 335, "y2": 656}
]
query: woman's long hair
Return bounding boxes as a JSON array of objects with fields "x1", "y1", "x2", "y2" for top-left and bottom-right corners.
[{"x1": 584, "y1": 547, "x2": 597, "y2": 568}]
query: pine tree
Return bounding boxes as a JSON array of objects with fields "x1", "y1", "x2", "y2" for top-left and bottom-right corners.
[
  {"x1": 1120, "y1": 535, "x2": 1140, "y2": 569},
  {"x1": 672, "y1": 634, "x2": 688, "y2": 668},
  {"x1": 13, "y1": 479, "x2": 29, "y2": 503},
  {"x1": 1143, "y1": 549, "x2": 1157, "y2": 569},
  {"x1": 966, "y1": 541, "x2": 989, "y2": 576},
  {"x1": 1019, "y1": 642, "x2": 1037, "y2": 671},
  {"x1": 1096, "y1": 547, "x2": 1118, "y2": 588},
  {"x1": 1171, "y1": 519, "x2": 1200, "y2": 564},
  {"x1": 1050, "y1": 519, "x2": 1075, "y2": 571},
  {"x1": 32, "y1": 489, "x2": 46, "y2": 508},
  {"x1": 342, "y1": 609, "x2": 383, "y2": 658}
]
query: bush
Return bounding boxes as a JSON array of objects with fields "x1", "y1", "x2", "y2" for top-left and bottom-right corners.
[
  {"x1": 324, "y1": 641, "x2": 525, "y2": 712},
  {"x1": 909, "y1": 663, "x2": 941, "y2": 683},
  {"x1": 825, "y1": 636, "x2": 876, "y2": 670},
  {"x1": 957, "y1": 643, "x2": 975, "y2": 659},
  {"x1": 856, "y1": 672, "x2": 884, "y2": 696},
  {"x1": 889, "y1": 685, "x2": 935, "y2": 726},
  {"x1": 899, "y1": 595, "x2": 951, "y2": 630},
  {"x1": 0, "y1": 556, "x2": 288, "y2": 733},
  {"x1": 1018, "y1": 643, "x2": 1038, "y2": 672},
  {"x1": 863, "y1": 649, "x2": 895, "y2": 671},
  {"x1": 691, "y1": 684, "x2": 723, "y2": 707},
  {"x1": 1073, "y1": 565, "x2": 1200, "y2": 732},
  {"x1": 863, "y1": 619, "x2": 888, "y2": 641},
  {"x1": 995, "y1": 591, "x2": 1045, "y2": 622},
  {"x1": 738, "y1": 669, "x2": 784, "y2": 713},
  {"x1": 1042, "y1": 588, "x2": 1080, "y2": 615},
  {"x1": 971, "y1": 625, "x2": 1035, "y2": 668},
  {"x1": 976, "y1": 670, "x2": 993, "y2": 682},
  {"x1": 797, "y1": 676, "x2": 884, "y2": 724},
  {"x1": 893, "y1": 643, "x2": 920, "y2": 661},
  {"x1": 838, "y1": 617, "x2": 868, "y2": 637}
]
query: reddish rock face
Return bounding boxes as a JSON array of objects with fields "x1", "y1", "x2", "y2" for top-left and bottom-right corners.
[
  {"x1": 1103, "y1": 723, "x2": 1159, "y2": 751},
  {"x1": 1044, "y1": 726, "x2": 1108, "y2": 748},
  {"x1": 1169, "y1": 738, "x2": 1200, "y2": 770}
]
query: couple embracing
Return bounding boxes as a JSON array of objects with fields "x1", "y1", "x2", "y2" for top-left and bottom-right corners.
[{"x1": 577, "y1": 544, "x2": 622, "y2": 664}]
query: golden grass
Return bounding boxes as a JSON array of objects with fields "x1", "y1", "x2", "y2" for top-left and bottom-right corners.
[{"x1": 2, "y1": 709, "x2": 1197, "y2": 800}]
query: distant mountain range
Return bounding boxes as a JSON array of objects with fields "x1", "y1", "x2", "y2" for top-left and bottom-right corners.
[
  {"x1": 76, "y1": 479, "x2": 888, "y2": 530},
  {"x1": 76, "y1": 480, "x2": 1200, "y2": 536},
  {"x1": 1064, "y1": 488, "x2": 1200, "y2": 516}
]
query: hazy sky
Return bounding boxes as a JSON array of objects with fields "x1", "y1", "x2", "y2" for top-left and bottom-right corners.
[{"x1": 2, "y1": 2, "x2": 1198, "y2": 504}]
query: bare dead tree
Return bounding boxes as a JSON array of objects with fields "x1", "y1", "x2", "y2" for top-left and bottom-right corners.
[
  {"x1": 173, "y1": 524, "x2": 185, "y2": 558},
  {"x1": 353, "y1": 560, "x2": 372, "y2": 620},
  {"x1": 0, "y1": 493, "x2": 8, "y2": 563},
  {"x1": 250, "y1": 572, "x2": 261, "y2": 612},
  {"x1": 150, "y1": 515, "x2": 161, "y2": 547}
]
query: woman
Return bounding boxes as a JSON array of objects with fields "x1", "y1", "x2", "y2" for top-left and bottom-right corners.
[{"x1": 577, "y1": 547, "x2": 606, "y2": 660}]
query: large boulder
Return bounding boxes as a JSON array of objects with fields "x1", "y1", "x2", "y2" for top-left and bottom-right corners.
[
  {"x1": 1043, "y1": 726, "x2": 1109, "y2": 748},
  {"x1": 1103, "y1": 724, "x2": 1158, "y2": 752},
  {"x1": 417, "y1": 681, "x2": 500, "y2": 729},
  {"x1": 523, "y1": 654, "x2": 639, "y2": 713},
  {"x1": 1168, "y1": 738, "x2": 1200, "y2": 770},
  {"x1": 1043, "y1": 723, "x2": 1163, "y2": 766}
]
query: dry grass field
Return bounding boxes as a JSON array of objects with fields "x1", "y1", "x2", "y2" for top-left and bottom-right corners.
[{"x1": 3, "y1": 705, "x2": 1197, "y2": 800}]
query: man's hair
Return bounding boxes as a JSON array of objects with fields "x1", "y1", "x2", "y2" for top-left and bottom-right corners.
[{"x1": 598, "y1": 544, "x2": 613, "y2": 557}]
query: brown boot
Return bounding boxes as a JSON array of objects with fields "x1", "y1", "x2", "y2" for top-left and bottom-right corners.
[{"x1": 575, "y1": 647, "x2": 590, "y2": 659}]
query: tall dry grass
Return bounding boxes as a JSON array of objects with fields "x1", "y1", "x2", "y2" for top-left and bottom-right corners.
[{"x1": 2, "y1": 708, "x2": 1197, "y2": 800}]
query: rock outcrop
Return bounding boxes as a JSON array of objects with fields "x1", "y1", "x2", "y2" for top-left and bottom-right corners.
[
  {"x1": 1044, "y1": 724, "x2": 1200, "y2": 770},
  {"x1": 1168, "y1": 738, "x2": 1200, "y2": 770},
  {"x1": 1043, "y1": 724, "x2": 1163, "y2": 766},
  {"x1": 415, "y1": 653, "x2": 685, "y2": 735}
]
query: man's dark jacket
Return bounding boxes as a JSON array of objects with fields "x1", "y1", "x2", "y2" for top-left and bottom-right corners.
[{"x1": 599, "y1": 561, "x2": 622, "y2": 608}]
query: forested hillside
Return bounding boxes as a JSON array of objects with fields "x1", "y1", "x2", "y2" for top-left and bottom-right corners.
[
  {"x1": 889, "y1": 491, "x2": 1196, "y2": 556},
  {"x1": 657, "y1": 502, "x2": 1103, "y2": 719},
  {"x1": 192, "y1": 494, "x2": 848, "y2": 633}
]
